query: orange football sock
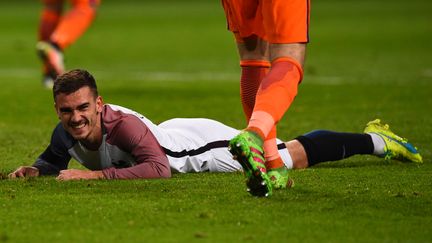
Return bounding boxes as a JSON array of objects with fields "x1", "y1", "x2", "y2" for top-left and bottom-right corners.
[
  {"x1": 247, "y1": 111, "x2": 274, "y2": 140},
  {"x1": 266, "y1": 157, "x2": 285, "y2": 170},
  {"x1": 240, "y1": 60, "x2": 270, "y2": 120},
  {"x1": 50, "y1": 0, "x2": 99, "y2": 49},
  {"x1": 39, "y1": 9, "x2": 61, "y2": 41},
  {"x1": 248, "y1": 57, "x2": 303, "y2": 138},
  {"x1": 263, "y1": 128, "x2": 285, "y2": 169}
]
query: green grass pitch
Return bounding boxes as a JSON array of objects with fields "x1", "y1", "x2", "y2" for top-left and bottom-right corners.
[{"x1": 1, "y1": 0, "x2": 431, "y2": 242}]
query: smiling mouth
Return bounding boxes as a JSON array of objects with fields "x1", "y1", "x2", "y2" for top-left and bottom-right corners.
[{"x1": 70, "y1": 122, "x2": 87, "y2": 130}]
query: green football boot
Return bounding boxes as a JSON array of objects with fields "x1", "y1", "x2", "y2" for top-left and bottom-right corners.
[
  {"x1": 229, "y1": 131, "x2": 272, "y2": 197},
  {"x1": 268, "y1": 166, "x2": 294, "y2": 189},
  {"x1": 364, "y1": 119, "x2": 423, "y2": 163}
]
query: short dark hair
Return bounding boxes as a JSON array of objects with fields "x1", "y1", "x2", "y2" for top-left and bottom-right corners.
[{"x1": 53, "y1": 69, "x2": 99, "y2": 100}]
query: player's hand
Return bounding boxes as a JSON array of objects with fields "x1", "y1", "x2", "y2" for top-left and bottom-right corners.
[
  {"x1": 56, "y1": 169, "x2": 104, "y2": 181},
  {"x1": 8, "y1": 166, "x2": 39, "y2": 178}
]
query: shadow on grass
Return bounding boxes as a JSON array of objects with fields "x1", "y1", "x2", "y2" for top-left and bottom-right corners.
[
  {"x1": 0, "y1": 171, "x2": 10, "y2": 180},
  {"x1": 310, "y1": 158, "x2": 401, "y2": 169}
]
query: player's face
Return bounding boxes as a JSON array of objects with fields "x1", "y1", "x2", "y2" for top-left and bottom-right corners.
[{"x1": 55, "y1": 86, "x2": 103, "y2": 147}]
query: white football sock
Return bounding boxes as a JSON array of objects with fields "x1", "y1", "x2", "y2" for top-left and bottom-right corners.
[{"x1": 368, "y1": 133, "x2": 386, "y2": 156}]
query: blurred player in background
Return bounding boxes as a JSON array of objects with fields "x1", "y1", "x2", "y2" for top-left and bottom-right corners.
[
  {"x1": 221, "y1": 0, "x2": 311, "y2": 196},
  {"x1": 9, "y1": 70, "x2": 422, "y2": 191},
  {"x1": 36, "y1": 0, "x2": 100, "y2": 88}
]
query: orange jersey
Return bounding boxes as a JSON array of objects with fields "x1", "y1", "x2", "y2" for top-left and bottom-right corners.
[{"x1": 221, "y1": 0, "x2": 310, "y2": 44}]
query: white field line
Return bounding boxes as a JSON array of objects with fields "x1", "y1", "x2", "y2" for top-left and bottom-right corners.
[
  {"x1": 103, "y1": 71, "x2": 240, "y2": 82},
  {"x1": 422, "y1": 69, "x2": 432, "y2": 78},
  {"x1": 0, "y1": 68, "x2": 239, "y2": 82},
  {"x1": 0, "y1": 68, "x2": 358, "y2": 84}
]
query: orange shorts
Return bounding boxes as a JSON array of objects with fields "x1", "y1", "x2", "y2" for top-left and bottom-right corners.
[{"x1": 221, "y1": 0, "x2": 310, "y2": 44}]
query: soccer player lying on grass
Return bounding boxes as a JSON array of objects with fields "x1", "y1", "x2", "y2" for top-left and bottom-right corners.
[{"x1": 9, "y1": 69, "x2": 423, "y2": 188}]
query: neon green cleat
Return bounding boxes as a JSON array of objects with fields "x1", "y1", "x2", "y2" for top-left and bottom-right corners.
[
  {"x1": 229, "y1": 131, "x2": 272, "y2": 197},
  {"x1": 268, "y1": 166, "x2": 294, "y2": 189},
  {"x1": 364, "y1": 119, "x2": 423, "y2": 163}
]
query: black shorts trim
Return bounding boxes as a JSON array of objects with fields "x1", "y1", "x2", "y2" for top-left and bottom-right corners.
[
  {"x1": 164, "y1": 140, "x2": 287, "y2": 158},
  {"x1": 163, "y1": 140, "x2": 230, "y2": 158}
]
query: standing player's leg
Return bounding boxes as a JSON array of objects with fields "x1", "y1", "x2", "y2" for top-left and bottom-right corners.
[
  {"x1": 221, "y1": 0, "x2": 275, "y2": 197},
  {"x1": 237, "y1": 36, "x2": 269, "y2": 121},
  {"x1": 37, "y1": 0, "x2": 64, "y2": 88},
  {"x1": 230, "y1": 0, "x2": 311, "y2": 195},
  {"x1": 37, "y1": 0, "x2": 100, "y2": 88},
  {"x1": 235, "y1": 38, "x2": 284, "y2": 196},
  {"x1": 38, "y1": 0, "x2": 63, "y2": 47},
  {"x1": 236, "y1": 38, "x2": 294, "y2": 191},
  {"x1": 251, "y1": 43, "x2": 305, "y2": 189}
]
